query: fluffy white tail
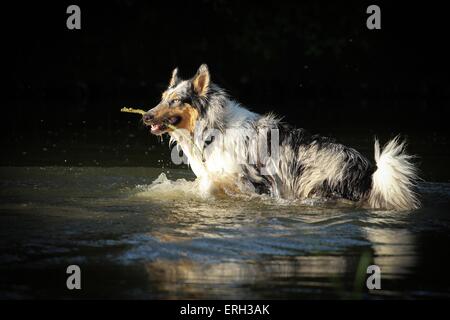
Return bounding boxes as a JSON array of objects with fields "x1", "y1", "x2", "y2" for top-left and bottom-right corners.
[{"x1": 368, "y1": 136, "x2": 420, "y2": 210}]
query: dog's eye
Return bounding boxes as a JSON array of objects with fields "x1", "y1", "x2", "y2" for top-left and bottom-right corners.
[{"x1": 171, "y1": 99, "x2": 181, "y2": 105}]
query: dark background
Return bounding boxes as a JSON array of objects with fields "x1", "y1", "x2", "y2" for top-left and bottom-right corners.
[{"x1": 2, "y1": 0, "x2": 449, "y2": 177}]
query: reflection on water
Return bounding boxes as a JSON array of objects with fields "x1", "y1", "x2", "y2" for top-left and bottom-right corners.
[
  {"x1": 0, "y1": 167, "x2": 449, "y2": 299},
  {"x1": 365, "y1": 228, "x2": 417, "y2": 277}
]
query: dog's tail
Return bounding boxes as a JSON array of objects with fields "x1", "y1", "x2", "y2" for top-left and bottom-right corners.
[{"x1": 368, "y1": 136, "x2": 420, "y2": 210}]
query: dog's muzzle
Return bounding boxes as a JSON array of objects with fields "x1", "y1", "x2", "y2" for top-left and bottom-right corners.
[{"x1": 143, "y1": 112, "x2": 181, "y2": 135}]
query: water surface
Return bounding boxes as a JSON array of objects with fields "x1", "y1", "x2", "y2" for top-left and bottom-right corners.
[{"x1": 0, "y1": 166, "x2": 449, "y2": 299}]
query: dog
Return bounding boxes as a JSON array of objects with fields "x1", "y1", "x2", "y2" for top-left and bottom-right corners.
[{"x1": 143, "y1": 64, "x2": 420, "y2": 210}]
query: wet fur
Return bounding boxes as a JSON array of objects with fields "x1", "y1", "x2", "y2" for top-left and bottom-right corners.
[{"x1": 145, "y1": 65, "x2": 420, "y2": 210}]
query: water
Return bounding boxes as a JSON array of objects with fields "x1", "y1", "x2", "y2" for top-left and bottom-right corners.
[{"x1": 0, "y1": 166, "x2": 449, "y2": 299}]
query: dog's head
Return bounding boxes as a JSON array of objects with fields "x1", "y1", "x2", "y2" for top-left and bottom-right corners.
[{"x1": 144, "y1": 64, "x2": 211, "y2": 135}]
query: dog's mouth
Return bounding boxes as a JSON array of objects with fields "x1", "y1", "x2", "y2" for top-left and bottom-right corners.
[{"x1": 148, "y1": 116, "x2": 182, "y2": 135}]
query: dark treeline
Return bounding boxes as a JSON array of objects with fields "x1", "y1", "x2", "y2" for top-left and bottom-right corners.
[{"x1": 3, "y1": 0, "x2": 450, "y2": 149}]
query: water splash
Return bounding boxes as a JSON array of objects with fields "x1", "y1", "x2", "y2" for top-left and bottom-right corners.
[
  {"x1": 132, "y1": 172, "x2": 358, "y2": 211},
  {"x1": 134, "y1": 173, "x2": 208, "y2": 201}
]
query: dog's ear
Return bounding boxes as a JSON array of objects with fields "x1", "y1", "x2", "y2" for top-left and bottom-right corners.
[
  {"x1": 192, "y1": 64, "x2": 210, "y2": 96},
  {"x1": 169, "y1": 67, "x2": 180, "y2": 87}
]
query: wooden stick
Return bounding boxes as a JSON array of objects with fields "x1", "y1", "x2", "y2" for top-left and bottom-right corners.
[{"x1": 120, "y1": 107, "x2": 146, "y2": 115}]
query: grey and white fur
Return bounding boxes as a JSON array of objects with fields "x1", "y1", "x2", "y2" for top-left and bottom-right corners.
[{"x1": 143, "y1": 64, "x2": 420, "y2": 210}]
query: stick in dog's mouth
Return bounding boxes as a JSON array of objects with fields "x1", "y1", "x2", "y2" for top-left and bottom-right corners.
[
  {"x1": 120, "y1": 107, "x2": 205, "y2": 162},
  {"x1": 120, "y1": 107, "x2": 175, "y2": 130}
]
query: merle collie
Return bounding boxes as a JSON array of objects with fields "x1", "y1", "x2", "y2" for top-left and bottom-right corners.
[{"x1": 142, "y1": 64, "x2": 420, "y2": 210}]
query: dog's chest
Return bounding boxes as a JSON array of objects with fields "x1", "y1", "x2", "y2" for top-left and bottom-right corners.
[{"x1": 175, "y1": 132, "x2": 243, "y2": 179}]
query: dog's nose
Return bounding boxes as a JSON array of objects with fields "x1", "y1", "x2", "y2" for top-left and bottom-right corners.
[{"x1": 143, "y1": 113, "x2": 154, "y2": 123}]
